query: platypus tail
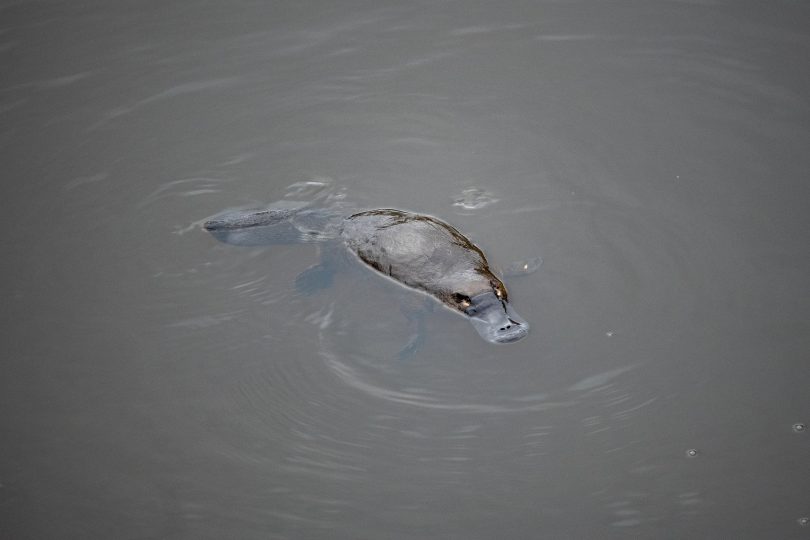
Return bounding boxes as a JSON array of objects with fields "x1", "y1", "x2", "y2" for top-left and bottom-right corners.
[
  {"x1": 203, "y1": 200, "x2": 311, "y2": 231},
  {"x1": 204, "y1": 201, "x2": 344, "y2": 246}
]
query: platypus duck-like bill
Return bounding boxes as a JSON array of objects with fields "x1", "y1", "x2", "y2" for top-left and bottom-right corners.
[{"x1": 464, "y1": 291, "x2": 529, "y2": 344}]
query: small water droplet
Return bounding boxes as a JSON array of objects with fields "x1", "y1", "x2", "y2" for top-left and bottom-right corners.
[
  {"x1": 685, "y1": 448, "x2": 698, "y2": 458},
  {"x1": 798, "y1": 517, "x2": 809, "y2": 527},
  {"x1": 792, "y1": 422, "x2": 806, "y2": 433}
]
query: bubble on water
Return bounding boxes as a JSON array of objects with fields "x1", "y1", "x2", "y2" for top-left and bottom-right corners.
[
  {"x1": 503, "y1": 257, "x2": 543, "y2": 277},
  {"x1": 792, "y1": 422, "x2": 806, "y2": 433},
  {"x1": 452, "y1": 187, "x2": 498, "y2": 210},
  {"x1": 685, "y1": 448, "x2": 698, "y2": 458},
  {"x1": 798, "y1": 517, "x2": 809, "y2": 527}
]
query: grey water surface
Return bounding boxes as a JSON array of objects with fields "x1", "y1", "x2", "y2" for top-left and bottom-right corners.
[{"x1": 2, "y1": 1, "x2": 809, "y2": 538}]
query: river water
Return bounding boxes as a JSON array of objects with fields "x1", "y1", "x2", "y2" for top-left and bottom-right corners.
[{"x1": 2, "y1": 1, "x2": 809, "y2": 538}]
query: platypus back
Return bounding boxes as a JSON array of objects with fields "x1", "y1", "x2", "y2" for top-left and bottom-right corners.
[{"x1": 341, "y1": 209, "x2": 528, "y2": 343}]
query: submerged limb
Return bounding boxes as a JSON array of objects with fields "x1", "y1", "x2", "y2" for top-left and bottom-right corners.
[
  {"x1": 294, "y1": 242, "x2": 345, "y2": 295},
  {"x1": 295, "y1": 262, "x2": 335, "y2": 295},
  {"x1": 396, "y1": 296, "x2": 433, "y2": 361},
  {"x1": 397, "y1": 329, "x2": 424, "y2": 361},
  {"x1": 397, "y1": 310, "x2": 426, "y2": 361}
]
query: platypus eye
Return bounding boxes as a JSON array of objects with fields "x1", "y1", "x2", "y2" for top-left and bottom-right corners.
[
  {"x1": 452, "y1": 293, "x2": 471, "y2": 308},
  {"x1": 489, "y1": 280, "x2": 507, "y2": 301}
]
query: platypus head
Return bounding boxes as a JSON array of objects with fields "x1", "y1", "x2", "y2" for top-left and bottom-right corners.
[{"x1": 450, "y1": 279, "x2": 529, "y2": 344}]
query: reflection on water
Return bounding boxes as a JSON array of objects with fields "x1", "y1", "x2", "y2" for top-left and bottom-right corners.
[
  {"x1": 2, "y1": 0, "x2": 810, "y2": 538},
  {"x1": 452, "y1": 187, "x2": 499, "y2": 211}
]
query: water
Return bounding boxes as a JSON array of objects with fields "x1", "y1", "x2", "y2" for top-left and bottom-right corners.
[{"x1": 2, "y1": 1, "x2": 809, "y2": 538}]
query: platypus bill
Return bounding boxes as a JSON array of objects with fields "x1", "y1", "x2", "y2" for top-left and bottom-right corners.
[{"x1": 204, "y1": 204, "x2": 529, "y2": 344}]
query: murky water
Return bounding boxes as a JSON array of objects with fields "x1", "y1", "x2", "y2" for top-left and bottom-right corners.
[{"x1": 2, "y1": 1, "x2": 809, "y2": 538}]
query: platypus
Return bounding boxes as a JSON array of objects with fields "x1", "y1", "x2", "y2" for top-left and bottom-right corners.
[{"x1": 204, "y1": 202, "x2": 530, "y2": 344}]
